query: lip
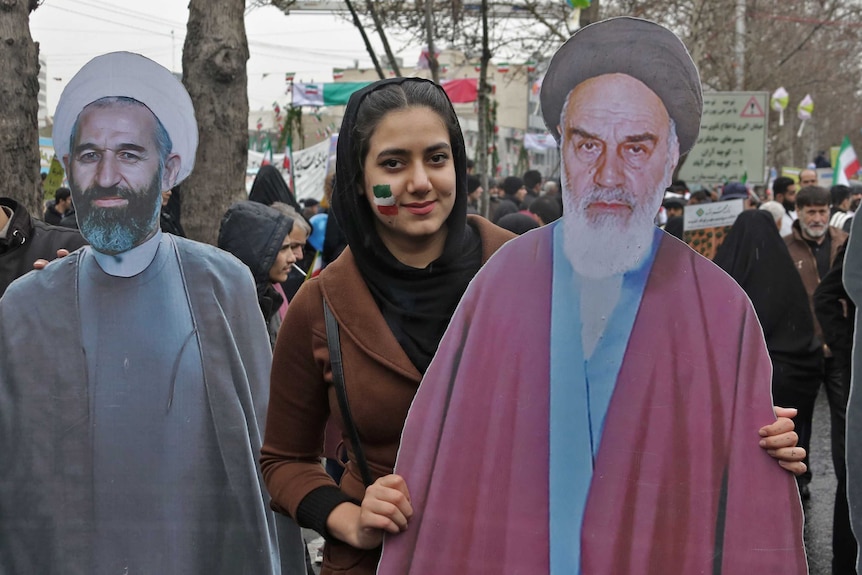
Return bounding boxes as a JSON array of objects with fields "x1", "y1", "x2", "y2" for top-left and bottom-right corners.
[
  {"x1": 93, "y1": 197, "x2": 129, "y2": 208},
  {"x1": 403, "y1": 201, "x2": 435, "y2": 216},
  {"x1": 587, "y1": 201, "x2": 632, "y2": 212}
]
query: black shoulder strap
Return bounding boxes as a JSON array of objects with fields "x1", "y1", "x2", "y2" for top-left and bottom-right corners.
[{"x1": 323, "y1": 299, "x2": 374, "y2": 487}]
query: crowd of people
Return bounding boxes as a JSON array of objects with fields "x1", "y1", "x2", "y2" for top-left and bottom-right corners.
[
  {"x1": 0, "y1": 14, "x2": 854, "y2": 575},
  {"x1": 667, "y1": 173, "x2": 862, "y2": 574}
]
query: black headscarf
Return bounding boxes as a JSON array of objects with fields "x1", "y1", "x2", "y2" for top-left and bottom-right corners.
[
  {"x1": 331, "y1": 77, "x2": 481, "y2": 373},
  {"x1": 249, "y1": 165, "x2": 303, "y2": 213},
  {"x1": 713, "y1": 210, "x2": 818, "y2": 360}
]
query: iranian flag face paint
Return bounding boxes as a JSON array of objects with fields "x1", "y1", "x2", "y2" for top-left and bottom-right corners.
[{"x1": 373, "y1": 184, "x2": 399, "y2": 216}]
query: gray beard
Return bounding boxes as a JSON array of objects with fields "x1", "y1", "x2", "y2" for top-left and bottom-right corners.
[{"x1": 561, "y1": 176, "x2": 667, "y2": 279}]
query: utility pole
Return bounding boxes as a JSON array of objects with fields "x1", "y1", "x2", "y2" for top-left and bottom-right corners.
[{"x1": 477, "y1": 0, "x2": 491, "y2": 218}]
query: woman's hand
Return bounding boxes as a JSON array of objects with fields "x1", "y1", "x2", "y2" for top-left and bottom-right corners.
[
  {"x1": 326, "y1": 474, "x2": 413, "y2": 550},
  {"x1": 759, "y1": 406, "x2": 807, "y2": 476}
]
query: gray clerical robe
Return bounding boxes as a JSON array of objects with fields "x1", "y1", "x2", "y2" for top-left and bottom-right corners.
[{"x1": 0, "y1": 234, "x2": 303, "y2": 575}]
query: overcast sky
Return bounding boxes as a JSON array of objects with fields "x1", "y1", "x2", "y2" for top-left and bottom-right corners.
[{"x1": 31, "y1": 0, "x2": 422, "y2": 115}]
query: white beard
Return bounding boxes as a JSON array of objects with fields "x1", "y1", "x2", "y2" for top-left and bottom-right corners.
[{"x1": 561, "y1": 168, "x2": 670, "y2": 280}]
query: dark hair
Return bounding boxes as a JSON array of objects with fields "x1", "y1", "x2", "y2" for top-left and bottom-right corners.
[
  {"x1": 353, "y1": 80, "x2": 463, "y2": 191},
  {"x1": 689, "y1": 190, "x2": 710, "y2": 203},
  {"x1": 773, "y1": 176, "x2": 795, "y2": 197},
  {"x1": 529, "y1": 196, "x2": 562, "y2": 224},
  {"x1": 502, "y1": 176, "x2": 524, "y2": 197},
  {"x1": 497, "y1": 213, "x2": 539, "y2": 235},
  {"x1": 795, "y1": 185, "x2": 831, "y2": 209},
  {"x1": 523, "y1": 170, "x2": 542, "y2": 190},
  {"x1": 466, "y1": 175, "x2": 482, "y2": 194},
  {"x1": 54, "y1": 187, "x2": 71, "y2": 202},
  {"x1": 670, "y1": 179, "x2": 688, "y2": 194},
  {"x1": 831, "y1": 185, "x2": 851, "y2": 207}
]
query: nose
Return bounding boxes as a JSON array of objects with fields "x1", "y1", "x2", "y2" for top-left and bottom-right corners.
[
  {"x1": 407, "y1": 162, "x2": 431, "y2": 194},
  {"x1": 593, "y1": 150, "x2": 625, "y2": 189},
  {"x1": 96, "y1": 153, "x2": 121, "y2": 188}
]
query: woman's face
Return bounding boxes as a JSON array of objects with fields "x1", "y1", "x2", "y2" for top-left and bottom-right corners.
[
  {"x1": 362, "y1": 106, "x2": 456, "y2": 260},
  {"x1": 268, "y1": 222, "x2": 305, "y2": 284}
]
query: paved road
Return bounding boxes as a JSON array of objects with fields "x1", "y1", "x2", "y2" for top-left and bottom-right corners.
[{"x1": 804, "y1": 386, "x2": 842, "y2": 574}]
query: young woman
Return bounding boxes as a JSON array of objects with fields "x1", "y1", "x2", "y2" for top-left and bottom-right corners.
[
  {"x1": 260, "y1": 78, "x2": 805, "y2": 575},
  {"x1": 261, "y1": 77, "x2": 513, "y2": 574}
]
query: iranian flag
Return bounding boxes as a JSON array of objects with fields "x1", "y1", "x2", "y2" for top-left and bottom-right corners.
[
  {"x1": 835, "y1": 136, "x2": 860, "y2": 186},
  {"x1": 305, "y1": 251, "x2": 324, "y2": 279},
  {"x1": 261, "y1": 137, "x2": 274, "y2": 166},
  {"x1": 292, "y1": 82, "x2": 370, "y2": 106},
  {"x1": 292, "y1": 79, "x2": 479, "y2": 107}
]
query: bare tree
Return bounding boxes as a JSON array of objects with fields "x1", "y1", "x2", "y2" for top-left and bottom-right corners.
[
  {"x1": 182, "y1": 0, "x2": 250, "y2": 244},
  {"x1": 0, "y1": 0, "x2": 41, "y2": 216}
]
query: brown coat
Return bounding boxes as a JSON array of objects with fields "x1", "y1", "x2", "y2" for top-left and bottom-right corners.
[
  {"x1": 784, "y1": 220, "x2": 848, "y2": 343},
  {"x1": 261, "y1": 215, "x2": 513, "y2": 574}
]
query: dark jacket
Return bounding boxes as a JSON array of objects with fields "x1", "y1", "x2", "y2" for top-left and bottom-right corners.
[
  {"x1": 43, "y1": 200, "x2": 66, "y2": 226},
  {"x1": 0, "y1": 198, "x2": 87, "y2": 297},
  {"x1": 814, "y1": 243, "x2": 854, "y2": 365}
]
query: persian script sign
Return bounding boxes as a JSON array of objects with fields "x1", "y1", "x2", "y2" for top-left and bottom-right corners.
[
  {"x1": 678, "y1": 92, "x2": 768, "y2": 185},
  {"x1": 683, "y1": 199, "x2": 744, "y2": 260}
]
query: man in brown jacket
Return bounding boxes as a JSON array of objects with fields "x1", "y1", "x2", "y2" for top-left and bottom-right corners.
[{"x1": 784, "y1": 184, "x2": 848, "y2": 504}]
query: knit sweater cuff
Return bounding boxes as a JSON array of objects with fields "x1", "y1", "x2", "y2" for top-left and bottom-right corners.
[{"x1": 296, "y1": 485, "x2": 358, "y2": 540}]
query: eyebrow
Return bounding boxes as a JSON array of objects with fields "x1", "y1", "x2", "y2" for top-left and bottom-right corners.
[
  {"x1": 73, "y1": 142, "x2": 148, "y2": 154},
  {"x1": 568, "y1": 127, "x2": 658, "y2": 144},
  {"x1": 375, "y1": 142, "x2": 451, "y2": 160}
]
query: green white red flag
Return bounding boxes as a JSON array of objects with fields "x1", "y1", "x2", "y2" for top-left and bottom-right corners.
[
  {"x1": 835, "y1": 136, "x2": 860, "y2": 186},
  {"x1": 292, "y1": 79, "x2": 479, "y2": 106}
]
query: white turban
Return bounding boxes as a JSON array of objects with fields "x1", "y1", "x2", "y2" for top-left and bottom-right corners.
[{"x1": 52, "y1": 52, "x2": 198, "y2": 185}]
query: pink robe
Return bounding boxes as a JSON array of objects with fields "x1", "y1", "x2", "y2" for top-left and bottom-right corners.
[{"x1": 378, "y1": 225, "x2": 807, "y2": 574}]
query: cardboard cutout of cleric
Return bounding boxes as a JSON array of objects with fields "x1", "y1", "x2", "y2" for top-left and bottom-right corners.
[
  {"x1": 843, "y1": 212, "x2": 862, "y2": 573},
  {"x1": 378, "y1": 17, "x2": 806, "y2": 575},
  {"x1": 0, "y1": 52, "x2": 303, "y2": 574}
]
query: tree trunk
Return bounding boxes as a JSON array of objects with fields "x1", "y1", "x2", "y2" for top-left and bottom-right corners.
[
  {"x1": 579, "y1": 0, "x2": 599, "y2": 28},
  {"x1": 0, "y1": 0, "x2": 41, "y2": 217},
  {"x1": 182, "y1": 0, "x2": 249, "y2": 245}
]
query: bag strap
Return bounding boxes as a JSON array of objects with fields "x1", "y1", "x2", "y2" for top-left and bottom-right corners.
[{"x1": 323, "y1": 299, "x2": 374, "y2": 487}]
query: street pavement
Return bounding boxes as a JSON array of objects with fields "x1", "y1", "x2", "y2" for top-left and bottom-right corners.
[{"x1": 804, "y1": 386, "x2": 842, "y2": 574}]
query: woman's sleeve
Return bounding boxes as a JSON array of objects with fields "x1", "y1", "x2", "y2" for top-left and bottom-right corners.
[{"x1": 260, "y1": 280, "x2": 352, "y2": 536}]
